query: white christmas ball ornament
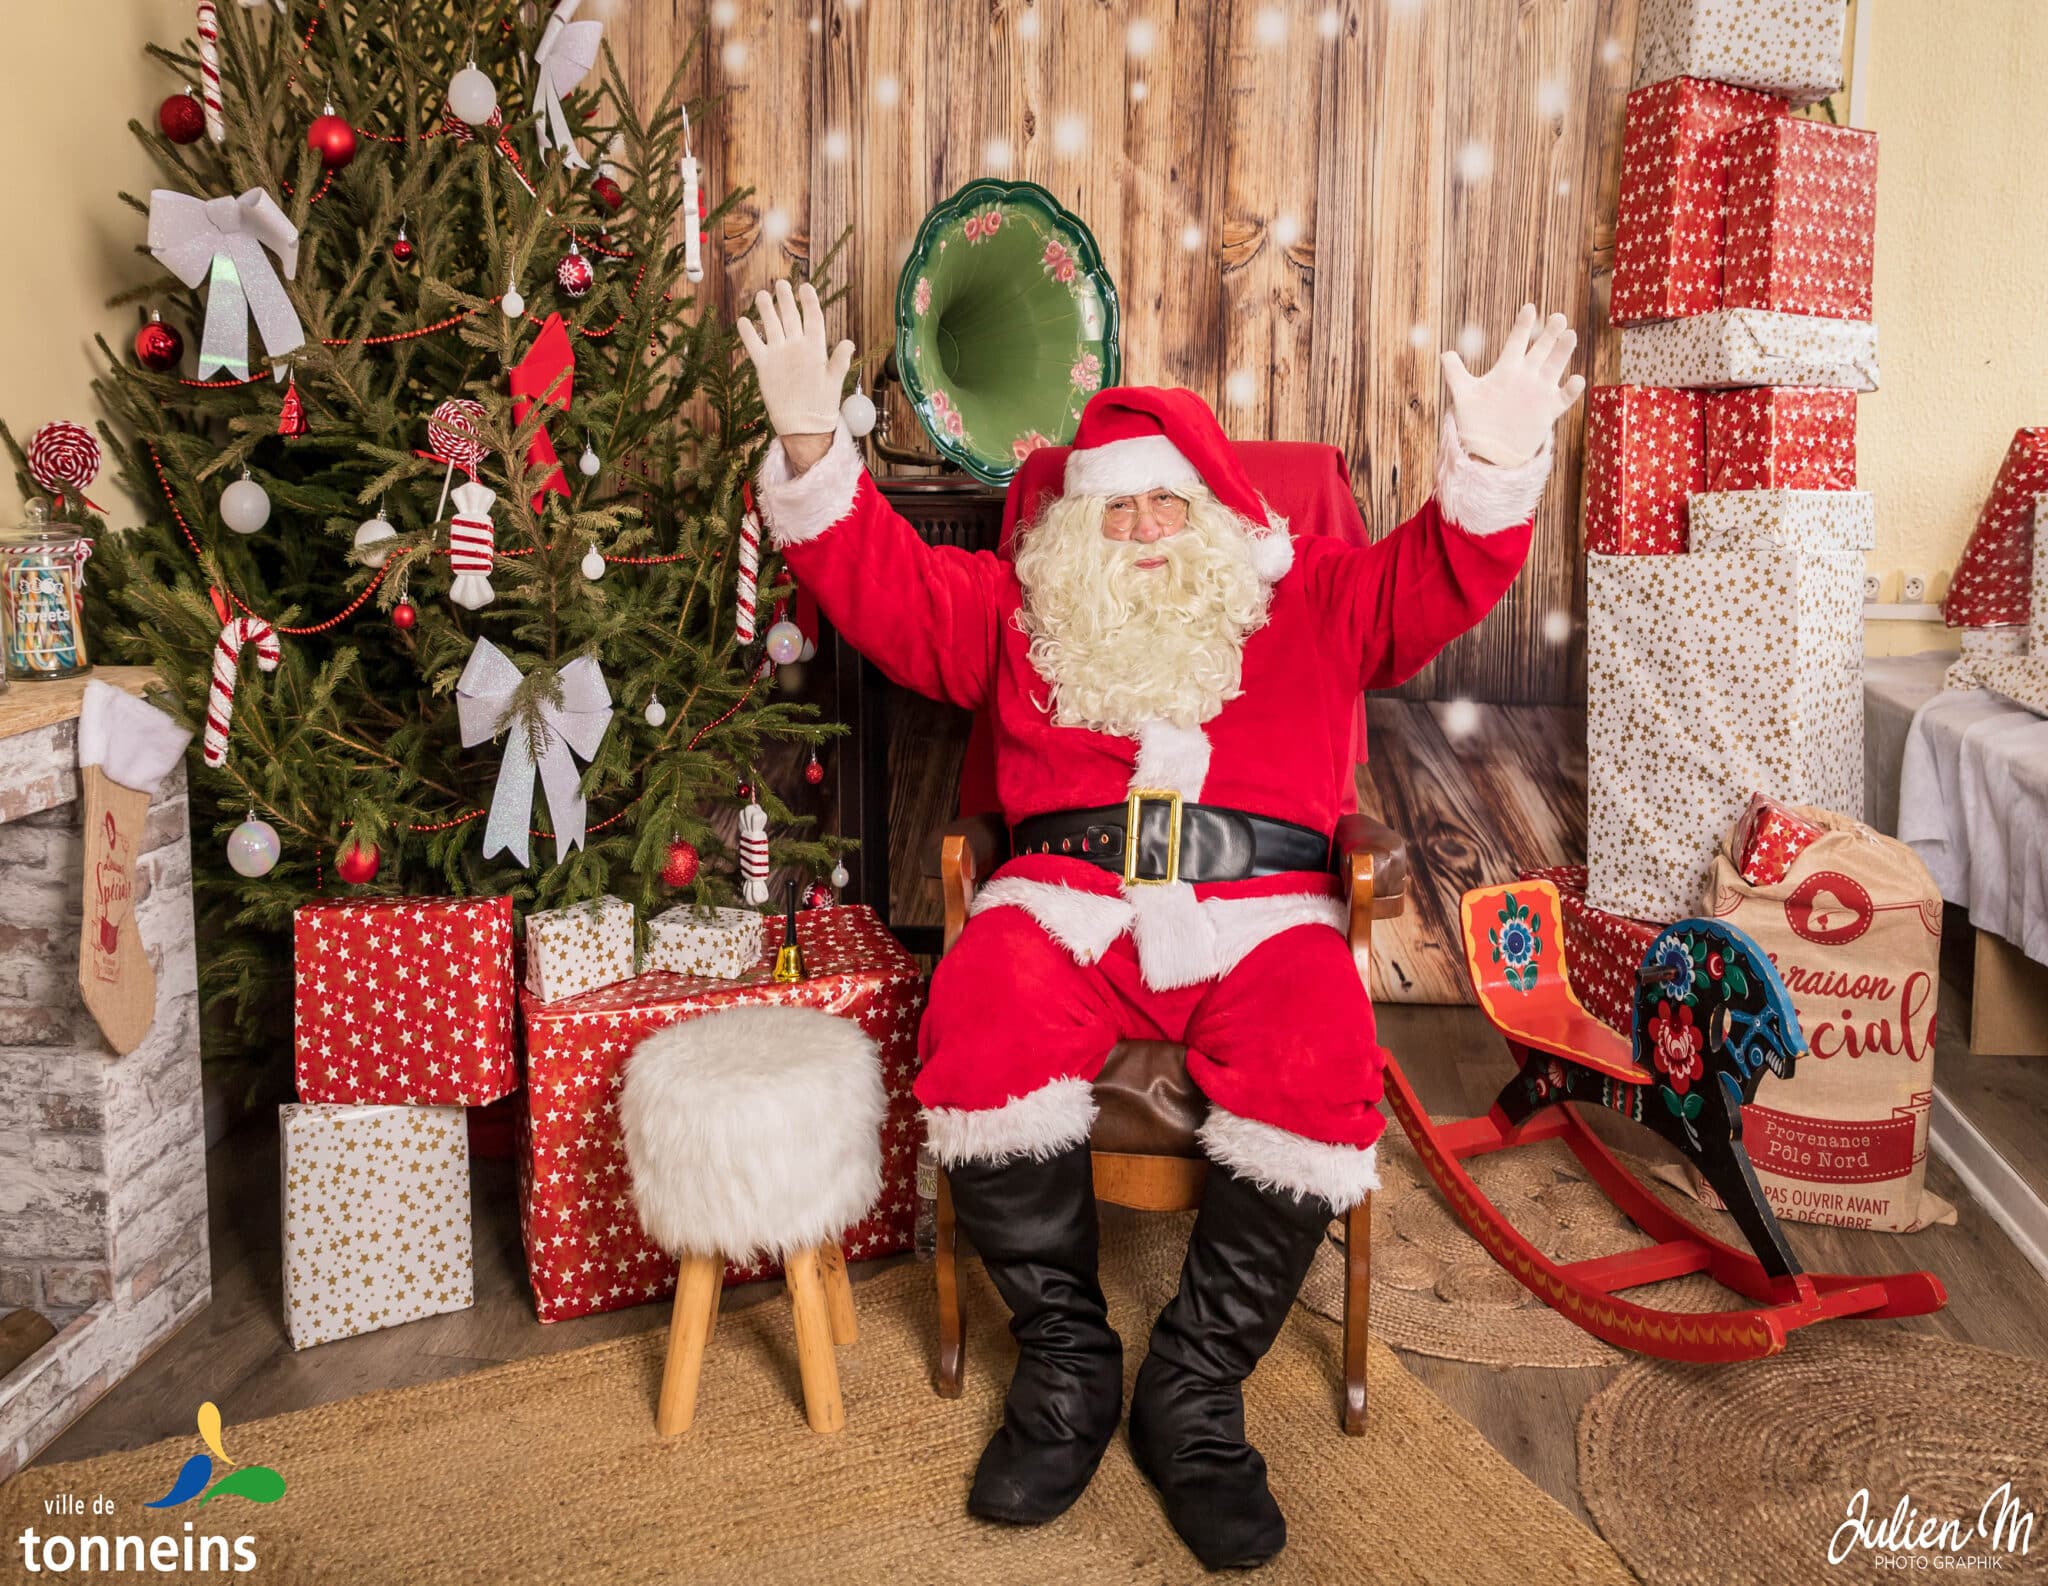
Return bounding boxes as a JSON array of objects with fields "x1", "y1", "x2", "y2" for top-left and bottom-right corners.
[
  {"x1": 578, "y1": 442, "x2": 601, "y2": 477},
  {"x1": 221, "y1": 473, "x2": 271, "y2": 535},
  {"x1": 501, "y1": 277, "x2": 526, "y2": 319},
  {"x1": 765, "y1": 619, "x2": 804, "y2": 665},
  {"x1": 830, "y1": 862, "x2": 850, "y2": 889},
  {"x1": 448, "y1": 64, "x2": 498, "y2": 126},
  {"x1": 227, "y1": 815, "x2": 281, "y2": 878},
  {"x1": 353, "y1": 510, "x2": 397, "y2": 567},
  {"x1": 581, "y1": 546, "x2": 606, "y2": 580},
  {"x1": 841, "y1": 387, "x2": 876, "y2": 438},
  {"x1": 644, "y1": 692, "x2": 667, "y2": 727}
]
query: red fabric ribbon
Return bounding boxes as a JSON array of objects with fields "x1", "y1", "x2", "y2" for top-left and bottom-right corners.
[{"x1": 509, "y1": 313, "x2": 574, "y2": 513}]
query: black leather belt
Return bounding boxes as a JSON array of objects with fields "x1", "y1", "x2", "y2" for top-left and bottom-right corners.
[{"x1": 1012, "y1": 793, "x2": 1330, "y2": 885}]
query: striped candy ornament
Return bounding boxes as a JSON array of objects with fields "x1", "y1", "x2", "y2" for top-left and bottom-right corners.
[
  {"x1": 446, "y1": 480, "x2": 498, "y2": 610},
  {"x1": 195, "y1": 1, "x2": 225, "y2": 143},
  {"x1": 204, "y1": 615, "x2": 280, "y2": 767},
  {"x1": 735, "y1": 483, "x2": 761, "y2": 642},
  {"x1": 738, "y1": 795, "x2": 770, "y2": 905}
]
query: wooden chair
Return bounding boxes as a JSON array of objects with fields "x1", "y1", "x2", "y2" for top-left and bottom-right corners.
[{"x1": 927, "y1": 812, "x2": 1408, "y2": 1434}]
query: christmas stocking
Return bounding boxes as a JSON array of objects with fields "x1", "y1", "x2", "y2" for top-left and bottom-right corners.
[{"x1": 77, "y1": 683, "x2": 193, "y2": 1054}]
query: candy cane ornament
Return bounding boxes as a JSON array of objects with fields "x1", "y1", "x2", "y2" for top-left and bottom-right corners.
[
  {"x1": 738, "y1": 795, "x2": 770, "y2": 905},
  {"x1": 735, "y1": 483, "x2": 762, "y2": 642},
  {"x1": 204, "y1": 615, "x2": 280, "y2": 767},
  {"x1": 447, "y1": 480, "x2": 498, "y2": 610},
  {"x1": 195, "y1": 1, "x2": 226, "y2": 143}
]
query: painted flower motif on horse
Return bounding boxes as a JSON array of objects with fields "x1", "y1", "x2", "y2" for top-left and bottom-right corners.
[
  {"x1": 1647, "y1": 999, "x2": 1704, "y2": 1095},
  {"x1": 1488, "y1": 891, "x2": 1542, "y2": 992}
]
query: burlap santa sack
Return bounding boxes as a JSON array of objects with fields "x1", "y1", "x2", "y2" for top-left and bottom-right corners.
[{"x1": 1677, "y1": 800, "x2": 1955, "y2": 1233}]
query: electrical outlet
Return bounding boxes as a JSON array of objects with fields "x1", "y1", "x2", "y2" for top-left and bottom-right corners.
[
  {"x1": 1900, "y1": 570, "x2": 1930, "y2": 604},
  {"x1": 1862, "y1": 571, "x2": 1883, "y2": 602}
]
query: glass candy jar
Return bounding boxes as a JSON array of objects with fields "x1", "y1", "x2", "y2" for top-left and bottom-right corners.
[{"x1": 1, "y1": 500, "x2": 93, "y2": 682}]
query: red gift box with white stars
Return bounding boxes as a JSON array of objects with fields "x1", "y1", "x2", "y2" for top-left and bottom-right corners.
[
  {"x1": 516, "y1": 903, "x2": 924, "y2": 1323},
  {"x1": 1519, "y1": 865, "x2": 1659, "y2": 1035},
  {"x1": 1943, "y1": 428, "x2": 2048, "y2": 629},
  {"x1": 1733, "y1": 793, "x2": 1824, "y2": 888},
  {"x1": 1704, "y1": 387, "x2": 1857, "y2": 492},
  {"x1": 1612, "y1": 76, "x2": 1786, "y2": 325},
  {"x1": 293, "y1": 896, "x2": 518, "y2": 1106},
  {"x1": 1723, "y1": 117, "x2": 1877, "y2": 322},
  {"x1": 1583, "y1": 385, "x2": 1706, "y2": 555}
]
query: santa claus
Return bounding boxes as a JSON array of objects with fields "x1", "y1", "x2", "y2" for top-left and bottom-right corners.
[{"x1": 740, "y1": 279, "x2": 1583, "y2": 1570}]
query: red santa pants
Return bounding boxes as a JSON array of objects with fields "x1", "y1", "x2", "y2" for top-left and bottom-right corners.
[{"x1": 916, "y1": 904, "x2": 1388, "y2": 1175}]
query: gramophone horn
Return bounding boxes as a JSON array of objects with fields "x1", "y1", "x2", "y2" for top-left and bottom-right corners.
[{"x1": 887, "y1": 179, "x2": 1120, "y2": 484}]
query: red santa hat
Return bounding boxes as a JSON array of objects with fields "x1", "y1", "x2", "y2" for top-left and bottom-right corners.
[{"x1": 1061, "y1": 385, "x2": 1294, "y2": 581}]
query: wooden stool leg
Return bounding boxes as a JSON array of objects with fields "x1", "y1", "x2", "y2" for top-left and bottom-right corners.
[
  {"x1": 784, "y1": 1245, "x2": 847, "y2": 1434},
  {"x1": 818, "y1": 1239, "x2": 858, "y2": 1346},
  {"x1": 656, "y1": 1254, "x2": 722, "y2": 1437},
  {"x1": 1342, "y1": 1192, "x2": 1372, "y2": 1435},
  {"x1": 934, "y1": 1165, "x2": 964, "y2": 1398},
  {"x1": 703, "y1": 1259, "x2": 721, "y2": 1345}
]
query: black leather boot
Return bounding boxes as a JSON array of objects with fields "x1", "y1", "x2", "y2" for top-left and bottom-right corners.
[
  {"x1": 1128, "y1": 1163, "x2": 1337, "y2": 1571},
  {"x1": 945, "y1": 1142, "x2": 1123, "y2": 1525}
]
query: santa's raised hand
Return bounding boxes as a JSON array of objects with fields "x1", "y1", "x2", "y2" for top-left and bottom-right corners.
[
  {"x1": 736, "y1": 279, "x2": 855, "y2": 442},
  {"x1": 1440, "y1": 304, "x2": 1587, "y2": 468}
]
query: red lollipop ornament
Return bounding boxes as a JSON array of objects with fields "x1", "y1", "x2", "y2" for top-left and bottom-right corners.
[
  {"x1": 418, "y1": 397, "x2": 488, "y2": 518},
  {"x1": 26, "y1": 421, "x2": 103, "y2": 515}
]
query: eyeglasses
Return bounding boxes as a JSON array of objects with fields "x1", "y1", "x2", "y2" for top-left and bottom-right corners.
[{"x1": 1103, "y1": 491, "x2": 1190, "y2": 528}]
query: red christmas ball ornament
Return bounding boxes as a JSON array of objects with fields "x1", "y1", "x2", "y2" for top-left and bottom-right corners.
[
  {"x1": 735, "y1": 780, "x2": 752, "y2": 801},
  {"x1": 391, "y1": 600, "x2": 417, "y2": 630},
  {"x1": 158, "y1": 90, "x2": 205, "y2": 145},
  {"x1": 134, "y1": 314, "x2": 183, "y2": 373},
  {"x1": 804, "y1": 882, "x2": 834, "y2": 909},
  {"x1": 334, "y1": 836, "x2": 381, "y2": 885},
  {"x1": 591, "y1": 173, "x2": 624, "y2": 212},
  {"x1": 803, "y1": 749, "x2": 824, "y2": 787},
  {"x1": 555, "y1": 243, "x2": 595, "y2": 299},
  {"x1": 307, "y1": 108, "x2": 357, "y2": 171},
  {"x1": 391, "y1": 224, "x2": 414, "y2": 264},
  {"x1": 660, "y1": 839, "x2": 701, "y2": 888}
]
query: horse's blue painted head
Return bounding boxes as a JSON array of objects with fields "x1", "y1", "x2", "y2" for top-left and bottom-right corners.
[{"x1": 1633, "y1": 918, "x2": 1804, "y2": 1099}]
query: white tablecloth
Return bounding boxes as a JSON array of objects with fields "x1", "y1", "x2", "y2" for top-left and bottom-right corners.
[
  {"x1": 1863, "y1": 651, "x2": 1951, "y2": 836},
  {"x1": 1897, "y1": 687, "x2": 2048, "y2": 964}
]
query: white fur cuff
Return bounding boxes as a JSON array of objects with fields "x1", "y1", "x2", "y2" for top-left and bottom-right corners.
[
  {"x1": 1065, "y1": 433, "x2": 1201, "y2": 498},
  {"x1": 1433, "y1": 413, "x2": 1553, "y2": 537},
  {"x1": 923, "y1": 1077, "x2": 1099, "y2": 1167},
  {"x1": 1197, "y1": 1107, "x2": 1379, "y2": 1211},
  {"x1": 968, "y1": 877, "x2": 1134, "y2": 963},
  {"x1": 755, "y1": 420, "x2": 864, "y2": 547}
]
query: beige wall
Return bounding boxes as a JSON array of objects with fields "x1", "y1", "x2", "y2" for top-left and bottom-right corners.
[
  {"x1": 0, "y1": 2, "x2": 185, "y2": 522},
  {"x1": 1863, "y1": 0, "x2": 2048, "y2": 655}
]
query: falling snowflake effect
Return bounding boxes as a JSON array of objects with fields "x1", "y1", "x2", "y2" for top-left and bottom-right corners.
[
  {"x1": 708, "y1": 0, "x2": 735, "y2": 26},
  {"x1": 985, "y1": 136, "x2": 1013, "y2": 172},
  {"x1": 1387, "y1": 0, "x2": 1423, "y2": 15},
  {"x1": 1600, "y1": 36, "x2": 1625, "y2": 66},
  {"x1": 1128, "y1": 19, "x2": 1157, "y2": 57},
  {"x1": 720, "y1": 38, "x2": 747, "y2": 72},
  {"x1": 1442, "y1": 698, "x2": 1481, "y2": 740},
  {"x1": 762, "y1": 206, "x2": 791, "y2": 244},
  {"x1": 823, "y1": 129, "x2": 849, "y2": 162},
  {"x1": 1408, "y1": 322, "x2": 1432, "y2": 350},
  {"x1": 1457, "y1": 322, "x2": 1485, "y2": 362},
  {"x1": 1052, "y1": 113, "x2": 1086, "y2": 156},
  {"x1": 1130, "y1": 80, "x2": 1149, "y2": 103},
  {"x1": 875, "y1": 75, "x2": 901, "y2": 108},
  {"x1": 1017, "y1": 8, "x2": 1040, "y2": 40},
  {"x1": 1181, "y1": 223, "x2": 1204, "y2": 251},
  {"x1": 1273, "y1": 212, "x2": 1302, "y2": 248},
  {"x1": 1317, "y1": 8, "x2": 1343, "y2": 39},
  {"x1": 1556, "y1": 177, "x2": 1572, "y2": 196},
  {"x1": 808, "y1": 16, "x2": 821, "y2": 33},
  {"x1": 1224, "y1": 370, "x2": 1256, "y2": 409},
  {"x1": 1254, "y1": 7, "x2": 1288, "y2": 45},
  {"x1": 1542, "y1": 609, "x2": 1573, "y2": 646},
  {"x1": 1535, "y1": 76, "x2": 1568, "y2": 118},
  {"x1": 1455, "y1": 140, "x2": 1492, "y2": 183}
]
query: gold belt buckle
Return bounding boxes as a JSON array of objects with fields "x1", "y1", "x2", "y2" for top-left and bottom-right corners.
[{"x1": 1122, "y1": 789, "x2": 1183, "y2": 886}]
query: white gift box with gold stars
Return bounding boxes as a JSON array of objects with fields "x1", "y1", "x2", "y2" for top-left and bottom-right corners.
[
  {"x1": 643, "y1": 905, "x2": 765, "y2": 979},
  {"x1": 523, "y1": 895, "x2": 637, "y2": 1003},
  {"x1": 281, "y1": 1103, "x2": 474, "y2": 1350}
]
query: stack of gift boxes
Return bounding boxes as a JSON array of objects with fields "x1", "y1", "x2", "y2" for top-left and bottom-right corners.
[
  {"x1": 1578, "y1": 0, "x2": 1871, "y2": 974},
  {"x1": 284, "y1": 893, "x2": 923, "y2": 1342}
]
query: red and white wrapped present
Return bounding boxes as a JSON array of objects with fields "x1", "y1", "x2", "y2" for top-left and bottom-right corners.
[
  {"x1": 1583, "y1": 385, "x2": 1706, "y2": 555},
  {"x1": 1704, "y1": 387, "x2": 1856, "y2": 492},
  {"x1": 1942, "y1": 428, "x2": 2048, "y2": 629},
  {"x1": 1723, "y1": 118, "x2": 1877, "y2": 322},
  {"x1": 293, "y1": 895, "x2": 517, "y2": 1106},
  {"x1": 1632, "y1": 0, "x2": 1849, "y2": 106},
  {"x1": 517, "y1": 903, "x2": 923, "y2": 1323},
  {"x1": 1518, "y1": 865, "x2": 1658, "y2": 1035},
  {"x1": 1733, "y1": 791, "x2": 1825, "y2": 886},
  {"x1": 1612, "y1": 77, "x2": 1786, "y2": 325}
]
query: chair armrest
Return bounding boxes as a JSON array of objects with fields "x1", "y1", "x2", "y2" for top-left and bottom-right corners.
[
  {"x1": 930, "y1": 813, "x2": 1010, "y2": 954},
  {"x1": 1333, "y1": 813, "x2": 1409, "y2": 923}
]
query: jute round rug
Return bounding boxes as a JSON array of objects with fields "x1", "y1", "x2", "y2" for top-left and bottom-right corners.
[
  {"x1": 5, "y1": 1215, "x2": 1632, "y2": 1586},
  {"x1": 1298, "y1": 1121, "x2": 1747, "y2": 1368},
  {"x1": 1578, "y1": 1330, "x2": 2048, "y2": 1585}
]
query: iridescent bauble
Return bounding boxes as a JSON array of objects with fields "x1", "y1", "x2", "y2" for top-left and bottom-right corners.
[
  {"x1": 661, "y1": 839, "x2": 700, "y2": 887},
  {"x1": 556, "y1": 249, "x2": 595, "y2": 298},
  {"x1": 447, "y1": 64, "x2": 498, "y2": 126},
  {"x1": 580, "y1": 546, "x2": 606, "y2": 580},
  {"x1": 334, "y1": 837, "x2": 380, "y2": 884},
  {"x1": 830, "y1": 863, "x2": 850, "y2": 889},
  {"x1": 226, "y1": 817, "x2": 281, "y2": 878},
  {"x1": 840, "y1": 390, "x2": 876, "y2": 438},
  {"x1": 134, "y1": 315, "x2": 183, "y2": 373},
  {"x1": 220, "y1": 476, "x2": 271, "y2": 535},
  {"x1": 764, "y1": 619, "x2": 804, "y2": 665},
  {"x1": 307, "y1": 111, "x2": 357, "y2": 170},
  {"x1": 391, "y1": 601, "x2": 417, "y2": 630},
  {"x1": 353, "y1": 512, "x2": 397, "y2": 567},
  {"x1": 158, "y1": 91, "x2": 205, "y2": 145}
]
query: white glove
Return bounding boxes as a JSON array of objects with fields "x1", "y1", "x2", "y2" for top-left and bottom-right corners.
[
  {"x1": 735, "y1": 279, "x2": 856, "y2": 438},
  {"x1": 1440, "y1": 304, "x2": 1587, "y2": 468}
]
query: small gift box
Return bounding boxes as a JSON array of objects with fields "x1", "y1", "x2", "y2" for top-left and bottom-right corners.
[
  {"x1": 1723, "y1": 118, "x2": 1877, "y2": 321},
  {"x1": 1618, "y1": 308, "x2": 1878, "y2": 391},
  {"x1": 644, "y1": 905, "x2": 765, "y2": 979},
  {"x1": 1687, "y1": 489, "x2": 1874, "y2": 555},
  {"x1": 293, "y1": 895, "x2": 517, "y2": 1106},
  {"x1": 1612, "y1": 77, "x2": 1786, "y2": 324},
  {"x1": 1945, "y1": 624, "x2": 2030, "y2": 692},
  {"x1": 524, "y1": 895, "x2": 636, "y2": 1003},
  {"x1": 1734, "y1": 792, "x2": 1825, "y2": 887},
  {"x1": 281, "y1": 1103, "x2": 474, "y2": 1349},
  {"x1": 1942, "y1": 429, "x2": 2048, "y2": 630},
  {"x1": 1704, "y1": 387, "x2": 1856, "y2": 492},
  {"x1": 1632, "y1": 0, "x2": 1849, "y2": 106},
  {"x1": 1583, "y1": 385, "x2": 1706, "y2": 555}
]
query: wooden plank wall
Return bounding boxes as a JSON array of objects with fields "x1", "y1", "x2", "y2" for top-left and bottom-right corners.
[{"x1": 616, "y1": 0, "x2": 1643, "y2": 705}]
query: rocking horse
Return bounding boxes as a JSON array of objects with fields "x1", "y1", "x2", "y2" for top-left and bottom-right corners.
[{"x1": 1381, "y1": 878, "x2": 1946, "y2": 1362}]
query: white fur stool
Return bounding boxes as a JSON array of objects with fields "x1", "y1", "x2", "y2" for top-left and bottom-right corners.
[{"x1": 620, "y1": 1003, "x2": 886, "y2": 1436}]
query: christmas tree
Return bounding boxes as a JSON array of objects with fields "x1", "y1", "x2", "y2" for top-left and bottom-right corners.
[{"x1": 21, "y1": 2, "x2": 850, "y2": 1075}]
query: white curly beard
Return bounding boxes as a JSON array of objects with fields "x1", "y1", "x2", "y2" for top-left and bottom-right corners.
[{"x1": 1012, "y1": 486, "x2": 1270, "y2": 734}]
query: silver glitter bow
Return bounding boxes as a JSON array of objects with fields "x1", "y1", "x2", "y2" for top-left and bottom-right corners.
[
  {"x1": 147, "y1": 187, "x2": 304, "y2": 382},
  {"x1": 533, "y1": 0, "x2": 602, "y2": 170},
  {"x1": 456, "y1": 639, "x2": 612, "y2": 867}
]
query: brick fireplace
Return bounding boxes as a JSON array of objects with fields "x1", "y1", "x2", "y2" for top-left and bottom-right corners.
[{"x1": 0, "y1": 670, "x2": 209, "y2": 1479}]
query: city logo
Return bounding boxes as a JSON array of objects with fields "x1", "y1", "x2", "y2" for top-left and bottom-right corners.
[{"x1": 144, "y1": 1401, "x2": 286, "y2": 1509}]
